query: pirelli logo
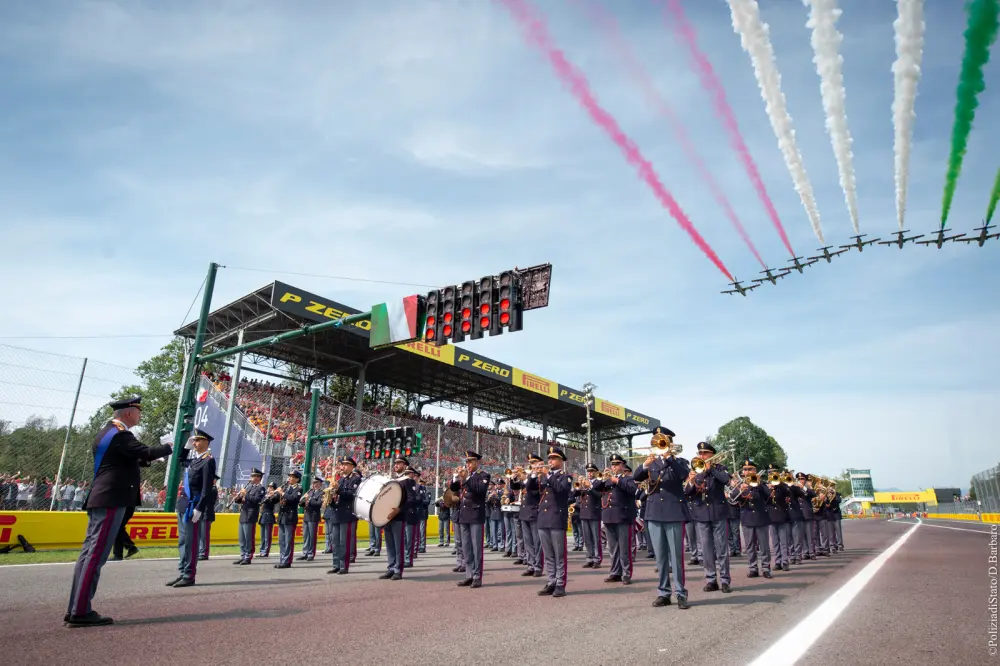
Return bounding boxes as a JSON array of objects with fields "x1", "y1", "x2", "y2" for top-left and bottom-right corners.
[
  {"x1": 126, "y1": 515, "x2": 180, "y2": 541},
  {"x1": 513, "y1": 369, "x2": 557, "y2": 399},
  {"x1": 0, "y1": 515, "x2": 15, "y2": 543},
  {"x1": 595, "y1": 399, "x2": 624, "y2": 419}
]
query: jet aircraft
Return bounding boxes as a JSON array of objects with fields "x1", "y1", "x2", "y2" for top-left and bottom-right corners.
[
  {"x1": 839, "y1": 234, "x2": 880, "y2": 253},
  {"x1": 752, "y1": 266, "x2": 791, "y2": 286},
  {"x1": 916, "y1": 228, "x2": 965, "y2": 249},
  {"x1": 809, "y1": 246, "x2": 849, "y2": 263},
  {"x1": 878, "y1": 230, "x2": 924, "y2": 249},
  {"x1": 786, "y1": 256, "x2": 819, "y2": 274},
  {"x1": 721, "y1": 280, "x2": 759, "y2": 297},
  {"x1": 955, "y1": 223, "x2": 999, "y2": 247}
]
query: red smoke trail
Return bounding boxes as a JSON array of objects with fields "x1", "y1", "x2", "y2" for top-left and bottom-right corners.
[
  {"x1": 497, "y1": 0, "x2": 734, "y2": 281},
  {"x1": 665, "y1": 0, "x2": 796, "y2": 257},
  {"x1": 574, "y1": 0, "x2": 765, "y2": 269}
]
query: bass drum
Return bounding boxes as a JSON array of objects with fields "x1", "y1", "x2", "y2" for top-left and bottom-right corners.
[{"x1": 353, "y1": 475, "x2": 403, "y2": 528}]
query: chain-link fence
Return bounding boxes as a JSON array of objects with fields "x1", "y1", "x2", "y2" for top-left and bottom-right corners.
[
  {"x1": 0, "y1": 344, "x2": 142, "y2": 511},
  {"x1": 971, "y1": 463, "x2": 1000, "y2": 513}
]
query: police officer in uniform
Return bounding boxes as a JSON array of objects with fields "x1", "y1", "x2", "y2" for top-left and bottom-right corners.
[
  {"x1": 766, "y1": 465, "x2": 792, "y2": 572},
  {"x1": 403, "y1": 467, "x2": 422, "y2": 567},
  {"x1": 233, "y1": 468, "x2": 265, "y2": 565},
  {"x1": 435, "y1": 495, "x2": 452, "y2": 546},
  {"x1": 569, "y1": 492, "x2": 583, "y2": 551},
  {"x1": 487, "y1": 481, "x2": 503, "y2": 551},
  {"x1": 451, "y1": 450, "x2": 490, "y2": 588},
  {"x1": 328, "y1": 457, "x2": 362, "y2": 574},
  {"x1": 510, "y1": 453, "x2": 543, "y2": 578},
  {"x1": 830, "y1": 486, "x2": 844, "y2": 551},
  {"x1": 786, "y1": 471, "x2": 806, "y2": 564},
  {"x1": 536, "y1": 446, "x2": 572, "y2": 597},
  {"x1": 728, "y1": 459, "x2": 772, "y2": 578},
  {"x1": 418, "y1": 472, "x2": 431, "y2": 553},
  {"x1": 501, "y1": 480, "x2": 517, "y2": 557},
  {"x1": 274, "y1": 470, "x2": 303, "y2": 568},
  {"x1": 258, "y1": 482, "x2": 278, "y2": 557},
  {"x1": 169, "y1": 429, "x2": 216, "y2": 587},
  {"x1": 793, "y1": 473, "x2": 816, "y2": 560},
  {"x1": 727, "y1": 476, "x2": 742, "y2": 556},
  {"x1": 592, "y1": 453, "x2": 638, "y2": 585},
  {"x1": 634, "y1": 435, "x2": 690, "y2": 608},
  {"x1": 381, "y1": 456, "x2": 412, "y2": 580},
  {"x1": 297, "y1": 477, "x2": 324, "y2": 561},
  {"x1": 575, "y1": 463, "x2": 603, "y2": 568},
  {"x1": 66, "y1": 396, "x2": 171, "y2": 627},
  {"x1": 684, "y1": 441, "x2": 732, "y2": 594}
]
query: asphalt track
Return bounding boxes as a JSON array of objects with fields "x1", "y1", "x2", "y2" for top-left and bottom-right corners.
[{"x1": 0, "y1": 519, "x2": 991, "y2": 665}]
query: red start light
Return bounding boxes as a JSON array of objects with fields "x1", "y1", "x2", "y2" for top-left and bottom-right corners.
[
  {"x1": 426, "y1": 316, "x2": 436, "y2": 327},
  {"x1": 443, "y1": 324, "x2": 453, "y2": 337},
  {"x1": 479, "y1": 303, "x2": 490, "y2": 315},
  {"x1": 461, "y1": 307, "x2": 471, "y2": 319},
  {"x1": 480, "y1": 316, "x2": 490, "y2": 328},
  {"x1": 500, "y1": 298, "x2": 510, "y2": 310},
  {"x1": 461, "y1": 320, "x2": 471, "y2": 333},
  {"x1": 500, "y1": 312, "x2": 510, "y2": 325},
  {"x1": 443, "y1": 312, "x2": 453, "y2": 323},
  {"x1": 426, "y1": 329, "x2": 436, "y2": 340}
]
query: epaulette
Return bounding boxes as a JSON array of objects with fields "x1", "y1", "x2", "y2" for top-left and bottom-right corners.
[{"x1": 110, "y1": 420, "x2": 127, "y2": 432}]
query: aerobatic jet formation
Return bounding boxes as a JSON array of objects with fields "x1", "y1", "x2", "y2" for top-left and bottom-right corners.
[
  {"x1": 786, "y1": 256, "x2": 819, "y2": 274},
  {"x1": 878, "y1": 230, "x2": 924, "y2": 249},
  {"x1": 840, "y1": 234, "x2": 879, "y2": 252},
  {"x1": 809, "y1": 246, "x2": 849, "y2": 263},
  {"x1": 752, "y1": 266, "x2": 791, "y2": 286},
  {"x1": 916, "y1": 228, "x2": 965, "y2": 248},
  {"x1": 721, "y1": 280, "x2": 759, "y2": 297},
  {"x1": 955, "y1": 223, "x2": 999, "y2": 247}
]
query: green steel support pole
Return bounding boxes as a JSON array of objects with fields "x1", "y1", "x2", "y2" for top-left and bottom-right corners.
[
  {"x1": 300, "y1": 388, "x2": 321, "y2": 495},
  {"x1": 312, "y1": 430, "x2": 371, "y2": 443},
  {"x1": 165, "y1": 262, "x2": 219, "y2": 513},
  {"x1": 197, "y1": 311, "x2": 372, "y2": 364}
]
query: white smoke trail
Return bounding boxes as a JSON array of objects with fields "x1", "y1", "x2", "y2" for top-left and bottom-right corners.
[
  {"x1": 805, "y1": 0, "x2": 860, "y2": 233},
  {"x1": 727, "y1": 0, "x2": 825, "y2": 244},
  {"x1": 891, "y1": 0, "x2": 925, "y2": 230}
]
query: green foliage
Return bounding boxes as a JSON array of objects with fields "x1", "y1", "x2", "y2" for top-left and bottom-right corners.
[
  {"x1": 969, "y1": 478, "x2": 978, "y2": 501},
  {"x1": 711, "y1": 417, "x2": 788, "y2": 471},
  {"x1": 835, "y1": 470, "x2": 852, "y2": 498}
]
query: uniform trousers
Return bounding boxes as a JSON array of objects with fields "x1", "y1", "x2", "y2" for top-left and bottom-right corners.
[
  {"x1": 111, "y1": 506, "x2": 136, "y2": 558},
  {"x1": 769, "y1": 522, "x2": 791, "y2": 567},
  {"x1": 301, "y1": 519, "x2": 319, "y2": 558},
  {"x1": 330, "y1": 521, "x2": 355, "y2": 571},
  {"x1": 814, "y1": 521, "x2": 831, "y2": 554},
  {"x1": 238, "y1": 521, "x2": 256, "y2": 561},
  {"x1": 181, "y1": 517, "x2": 202, "y2": 580},
  {"x1": 384, "y1": 520, "x2": 405, "y2": 575},
  {"x1": 605, "y1": 522, "x2": 633, "y2": 579},
  {"x1": 175, "y1": 511, "x2": 189, "y2": 574},
  {"x1": 538, "y1": 527, "x2": 568, "y2": 590},
  {"x1": 66, "y1": 506, "x2": 126, "y2": 618},
  {"x1": 742, "y1": 525, "x2": 771, "y2": 573},
  {"x1": 485, "y1": 518, "x2": 492, "y2": 546},
  {"x1": 258, "y1": 523, "x2": 273, "y2": 556},
  {"x1": 522, "y1": 520, "x2": 542, "y2": 572},
  {"x1": 729, "y1": 518, "x2": 741, "y2": 553},
  {"x1": 514, "y1": 518, "x2": 526, "y2": 560},
  {"x1": 404, "y1": 522, "x2": 419, "y2": 566},
  {"x1": 459, "y1": 522, "x2": 485, "y2": 581},
  {"x1": 646, "y1": 520, "x2": 686, "y2": 599},
  {"x1": 369, "y1": 523, "x2": 382, "y2": 553},
  {"x1": 418, "y1": 520, "x2": 427, "y2": 551},
  {"x1": 324, "y1": 519, "x2": 335, "y2": 552},
  {"x1": 438, "y1": 516, "x2": 452, "y2": 545},
  {"x1": 571, "y1": 519, "x2": 583, "y2": 548},
  {"x1": 489, "y1": 518, "x2": 503, "y2": 548},
  {"x1": 635, "y1": 523, "x2": 646, "y2": 549},
  {"x1": 453, "y1": 518, "x2": 464, "y2": 568},
  {"x1": 834, "y1": 519, "x2": 844, "y2": 549},
  {"x1": 822, "y1": 519, "x2": 836, "y2": 552},
  {"x1": 685, "y1": 521, "x2": 702, "y2": 561},
  {"x1": 791, "y1": 519, "x2": 810, "y2": 559},
  {"x1": 277, "y1": 522, "x2": 296, "y2": 565},
  {"x1": 197, "y1": 519, "x2": 212, "y2": 558},
  {"x1": 502, "y1": 513, "x2": 517, "y2": 554},
  {"x1": 696, "y1": 520, "x2": 731, "y2": 585},
  {"x1": 581, "y1": 519, "x2": 602, "y2": 565}
]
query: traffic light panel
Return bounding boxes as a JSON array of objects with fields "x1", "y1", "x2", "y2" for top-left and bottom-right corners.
[
  {"x1": 424, "y1": 290, "x2": 441, "y2": 344},
  {"x1": 457, "y1": 281, "x2": 475, "y2": 342},
  {"x1": 498, "y1": 271, "x2": 523, "y2": 332},
  {"x1": 403, "y1": 426, "x2": 415, "y2": 456},
  {"x1": 473, "y1": 276, "x2": 492, "y2": 340},
  {"x1": 441, "y1": 286, "x2": 456, "y2": 342},
  {"x1": 364, "y1": 431, "x2": 375, "y2": 460}
]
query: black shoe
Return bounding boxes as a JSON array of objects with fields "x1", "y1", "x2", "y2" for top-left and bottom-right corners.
[
  {"x1": 582, "y1": 562, "x2": 594, "y2": 569},
  {"x1": 471, "y1": 579, "x2": 482, "y2": 588},
  {"x1": 233, "y1": 560, "x2": 244, "y2": 565},
  {"x1": 521, "y1": 569, "x2": 535, "y2": 577},
  {"x1": 295, "y1": 555, "x2": 308, "y2": 561},
  {"x1": 652, "y1": 596, "x2": 671, "y2": 607},
  {"x1": 125, "y1": 546, "x2": 140, "y2": 559},
  {"x1": 172, "y1": 578, "x2": 195, "y2": 588},
  {"x1": 688, "y1": 558, "x2": 699, "y2": 566},
  {"x1": 721, "y1": 583, "x2": 732, "y2": 593},
  {"x1": 327, "y1": 568, "x2": 340, "y2": 574},
  {"x1": 337, "y1": 569, "x2": 349, "y2": 575},
  {"x1": 239, "y1": 559, "x2": 251, "y2": 565},
  {"x1": 322, "y1": 549, "x2": 333, "y2": 554},
  {"x1": 552, "y1": 587, "x2": 566, "y2": 597},
  {"x1": 378, "y1": 572, "x2": 393, "y2": 580},
  {"x1": 197, "y1": 556, "x2": 208, "y2": 561},
  {"x1": 436, "y1": 543, "x2": 445, "y2": 547},
  {"x1": 165, "y1": 576, "x2": 182, "y2": 586},
  {"x1": 763, "y1": 571, "x2": 772, "y2": 579},
  {"x1": 677, "y1": 597, "x2": 691, "y2": 610},
  {"x1": 747, "y1": 570, "x2": 759, "y2": 578},
  {"x1": 782, "y1": 564, "x2": 790, "y2": 571},
  {"x1": 703, "y1": 582, "x2": 720, "y2": 592},
  {"x1": 604, "y1": 575, "x2": 622, "y2": 583},
  {"x1": 538, "y1": 584, "x2": 555, "y2": 596},
  {"x1": 622, "y1": 577, "x2": 632, "y2": 585},
  {"x1": 533, "y1": 571, "x2": 543, "y2": 578},
  {"x1": 457, "y1": 578, "x2": 473, "y2": 587},
  {"x1": 391, "y1": 573, "x2": 402, "y2": 581},
  {"x1": 65, "y1": 611, "x2": 113, "y2": 627},
  {"x1": 259, "y1": 554, "x2": 269, "y2": 558},
  {"x1": 452, "y1": 566, "x2": 464, "y2": 573},
  {"x1": 514, "y1": 559, "x2": 524, "y2": 565},
  {"x1": 274, "y1": 564, "x2": 290, "y2": 569},
  {"x1": 110, "y1": 556, "x2": 123, "y2": 562}
]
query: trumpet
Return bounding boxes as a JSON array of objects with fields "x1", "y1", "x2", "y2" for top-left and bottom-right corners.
[
  {"x1": 573, "y1": 476, "x2": 583, "y2": 490},
  {"x1": 745, "y1": 471, "x2": 760, "y2": 487},
  {"x1": 602, "y1": 468, "x2": 613, "y2": 480},
  {"x1": 767, "y1": 470, "x2": 781, "y2": 485},
  {"x1": 568, "y1": 505, "x2": 575, "y2": 516},
  {"x1": 780, "y1": 470, "x2": 794, "y2": 485},
  {"x1": 691, "y1": 451, "x2": 726, "y2": 474}
]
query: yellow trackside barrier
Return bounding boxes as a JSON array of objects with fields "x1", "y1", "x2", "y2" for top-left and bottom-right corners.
[
  {"x1": 0, "y1": 511, "x2": 442, "y2": 552},
  {"x1": 924, "y1": 513, "x2": 1000, "y2": 524}
]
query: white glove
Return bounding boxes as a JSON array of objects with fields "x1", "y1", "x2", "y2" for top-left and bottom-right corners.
[{"x1": 192, "y1": 509, "x2": 203, "y2": 523}]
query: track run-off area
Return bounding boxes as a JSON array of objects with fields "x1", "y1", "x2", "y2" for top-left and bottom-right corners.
[{"x1": 0, "y1": 518, "x2": 993, "y2": 666}]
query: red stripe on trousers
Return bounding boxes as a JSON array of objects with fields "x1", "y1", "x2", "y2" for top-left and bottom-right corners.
[
  {"x1": 680, "y1": 522, "x2": 686, "y2": 588},
  {"x1": 189, "y1": 519, "x2": 200, "y2": 579},
  {"x1": 478, "y1": 522, "x2": 485, "y2": 581},
  {"x1": 73, "y1": 508, "x2": 116, "y2": 616},
  {"x1": 561, "y1": 529, "x2": 568, "y2": 588},
  {"x1": 343, "y1": 523, "x2": 353, "y2": 572},
  {"x1": 249, "y1": 526, "x2": 255, "y2": 562},
  {"x1": 597, "y1": 525, "x2": 603, "y2": 563},
  {"x1": 626, "y1": 524, "x2": 633, "y2": 578}
]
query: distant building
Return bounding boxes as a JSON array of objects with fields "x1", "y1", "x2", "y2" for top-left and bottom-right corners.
[
  {"x1": 932, "y1": 487, "x2": 961, "y2": 504},
  {"x1": 846, "y1": 468, "x2": 875, "y2": 501}
]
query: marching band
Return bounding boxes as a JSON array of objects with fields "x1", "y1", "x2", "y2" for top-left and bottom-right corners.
[{"x1": 164, "y1": 428, "x2": 845, "y2": 609}]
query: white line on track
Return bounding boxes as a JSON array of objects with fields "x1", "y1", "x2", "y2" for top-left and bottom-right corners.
[
  {"x1": 904, "y1": 521, "x2": 994, "y2": 535},
  {"x1": 0, "y1": 554, "x2": 241, "y2": 569},
  {"x1": 746, "y1": 519, "x2": 920, "y2": 666}
]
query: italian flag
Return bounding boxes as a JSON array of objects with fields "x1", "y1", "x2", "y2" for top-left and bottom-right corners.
[{"x1": 370, "y1": 295, "x2": 423, "y2": 348}]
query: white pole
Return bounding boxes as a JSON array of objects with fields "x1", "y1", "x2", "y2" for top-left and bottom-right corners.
[
  {"x1": 218, "y1": 328, "x2": 245, "y2": 488},
  {"x1": 51, "y1": 357, "x2": 87, "y2": 511},
  {"x1": 332, "y1": 405, "x2": 342, "y2": 463},
  {"x1": 508, "y1": 437, "x2": 512, "y2": 468},
  {"x1": 164, "y1": 346, "x2": 192, "y2": 487}
]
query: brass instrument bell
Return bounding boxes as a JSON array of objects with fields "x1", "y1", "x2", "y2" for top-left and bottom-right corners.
[{"x1": 745, "y1": 471, "x2": 760, "y2": 487}]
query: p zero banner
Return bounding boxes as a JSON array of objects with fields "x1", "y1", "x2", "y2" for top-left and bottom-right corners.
[{"x1": 269, "y1": 281, "x2": 658, "y2": 429}]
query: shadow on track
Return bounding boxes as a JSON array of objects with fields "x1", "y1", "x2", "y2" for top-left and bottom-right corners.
[{"x1": 116, "y1": 607, "x2": 305, "y2": 626}]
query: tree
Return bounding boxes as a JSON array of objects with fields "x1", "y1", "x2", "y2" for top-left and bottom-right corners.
[
  {"x1": 835, "y1": 470, "x2": 852, "y2": 497},
  {"x1": 969, "y1": 478, "x2": 977, "y2": 501},
  {"x1": 711, "y1": 417, "x2": 788, "y2": 471}
]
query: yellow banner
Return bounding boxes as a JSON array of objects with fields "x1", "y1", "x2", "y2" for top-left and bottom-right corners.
[
  {"x1": 873, "y1": 489, "x2": 937, "y2": 504},
  {"x1": 594, "y1": 398, "x2": 625, "y2": 420},
  {"x1": 512, "y1": 368, "x2": 559, "y2": 399},
  {"x1": 0, "y1": 511, "x2": 440, "y2": 552},
  {"x1": 400, "y1": 341, "x2": 455, "y2": 364}
]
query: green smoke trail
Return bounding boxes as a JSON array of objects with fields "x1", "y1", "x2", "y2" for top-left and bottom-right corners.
[
  {"x1": 941, "y1": 0, "x2": 1000, "y2": 227},
  {"x1": 987, "y1": 167, "x2": 1000, "y2": 222}
]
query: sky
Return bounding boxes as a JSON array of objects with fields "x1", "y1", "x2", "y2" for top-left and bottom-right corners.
[{"x1": 0, "y1": 0, "x2": 997, "y2": 492}]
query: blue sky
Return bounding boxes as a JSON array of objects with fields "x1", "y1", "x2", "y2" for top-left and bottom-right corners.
[{"x1": 0, "y1": 0, "x2": 997, "y2": 491}]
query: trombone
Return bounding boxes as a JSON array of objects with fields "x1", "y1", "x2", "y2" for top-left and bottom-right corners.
[
  {"x1": 779, "y1": 470, "x2": 794, "y2": 485},
  {"x1": 651, "y1": 431, "x2": 683, "y2": 458},
  {"x1": 691, "y1": 451, "x2": 725, "y2": 474},
  {"x1": 745, "y1": 471, "x2": 760, "y2": 488},
  {"x1": 767, "y1": 470, "x2": 781, "y2": 486}
]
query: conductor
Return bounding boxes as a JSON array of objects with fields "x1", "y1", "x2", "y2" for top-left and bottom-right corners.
[{"x1": 64, "y1": 396, "x2": 172, "y2": 627}]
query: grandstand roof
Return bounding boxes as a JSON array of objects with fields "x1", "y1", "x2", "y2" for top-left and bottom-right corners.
[{"x1": 175, "y1": 280, "x2": 661, "y2": 438}]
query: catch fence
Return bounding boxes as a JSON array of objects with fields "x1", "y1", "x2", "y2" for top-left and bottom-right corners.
[{"x1": 970, "y1": 463, "x2": 1000, "y2": 513}]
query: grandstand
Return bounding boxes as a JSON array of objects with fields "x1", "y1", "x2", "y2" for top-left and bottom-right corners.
[{"x1": 176, "y1": 280, "x2": 663, "y2": 494}]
